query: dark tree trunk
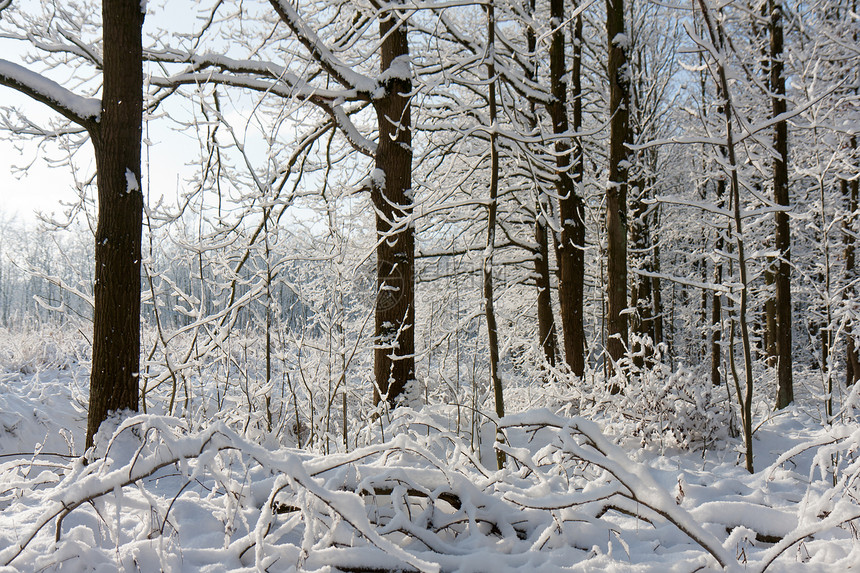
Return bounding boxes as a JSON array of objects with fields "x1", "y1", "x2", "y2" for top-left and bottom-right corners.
[
  {"x1": 525, "y1": 0, "x2": 558, "y2": 368},
  {"x1": 844, "y1": 147, "x2": 860, "y2": 385},
  {"x1": 711, "y1": 179, "x2": 725, "y2": 386},
  {"x1": 764, "y1": 263, "x2": 777, "y2": 364},
  {"x1": 535, "y1": 214, "x2": 558, "y2": 366},
  {"x1": 86, "y1": 0, "x2": 145, "y2": 449},
  {"x1": 372, "y1": 5, "x2": 414, "y2": 407},
  {"x1": 696, "y1": 0, "x2": 755, "y2": 472},
  {"x1": 629, "y1": 44, "x2": 655, "y2": 366},
  {"x1": 606, "y1": 0, "x2": 631, "y2": 371},
  {"x1": 549, "y1": 0, "x2": 587, "y2": 377},
  {"x1": 848, "y1": 2, "x2": 860, "y2": 387},
  {"x1": 485, "y1": 0, "x2": 505, "y2": 470},
  {"x1": 770, "y1": 0, "x2": 793, "y2": 408},
  {"x1": 651, "y1": 238, "x2": 664, "y2": 347},
  {"x1": 629, "y1": 177, "x2": 654, "y2": 366}
]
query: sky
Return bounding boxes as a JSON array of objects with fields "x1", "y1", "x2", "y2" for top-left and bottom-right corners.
[
  {"x1": 0, "y1": 1, "x2": 217, "y2": 227},
  {"x1": 0, "y1": 1, "x2": 354, "y2": 237},
  {"x1": 0, "y1": 91, "x2": 83, "y2": 224}
]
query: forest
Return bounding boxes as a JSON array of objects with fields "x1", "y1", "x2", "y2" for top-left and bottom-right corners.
[{"x1": 0, "y1": 0, "x2": 858, "y2": 570}]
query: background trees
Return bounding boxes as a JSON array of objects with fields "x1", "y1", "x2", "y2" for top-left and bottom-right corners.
[{"x1": 0, "y1": 0, "x2": 857, "y2": 456}]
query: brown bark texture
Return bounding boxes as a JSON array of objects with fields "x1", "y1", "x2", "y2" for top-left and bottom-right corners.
[
  {"x1": 770, "y1": 0, "x2": 793, "y2": 408},
  {"x1": 372, "y1": 7, "x2": 415, "y2": 407},
  {"x1": 606, "y1": 0, "x2": 631, "y2": 369},
  {"x1": 525, "y1": 0, "x2": 558, "y2": 368},
  {"x1": 711, "y1": 179, "x2": 725, "y2": 386},
  {"x1": 86, "y1": 0, "x2": 145, "y2": 449},
  {"x1": 549, "y1": 0, "x2": 586, "y2": 377},
  {"x1": 844, "y1": 166, "x2": 860, "y2": 385}
]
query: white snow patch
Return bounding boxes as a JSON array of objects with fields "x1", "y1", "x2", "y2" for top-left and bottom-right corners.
[{"x1": 124, "y1": 169, "x2": 139, "y2": 194}]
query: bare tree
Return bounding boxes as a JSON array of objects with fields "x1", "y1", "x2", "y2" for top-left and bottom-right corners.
[
  {"x1": 694, "y1": 0, "x2": 756, "y2": 473},
  {"x1": 606, "y1": 0, "x2": 632, "y2": 373},
  {"x1": 0, "y1": 0, "x2": 145, "y2": 448},
  {"x1": 770, "y1": 0, "x2": 793, "y2": 408},
  {"x1": 548, "y1": 0, "x2": 587, "y2": 377}
]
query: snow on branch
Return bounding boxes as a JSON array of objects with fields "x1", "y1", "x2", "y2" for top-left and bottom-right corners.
[
  {"x1": 150, "y1": 71, "x2": 377, "y2": 157},
  {"x1": 498, "y1": 411, "x2": 738, "y2": 570},
  {"x1": 0, "y1": 60, "x2": 100, "y2": 129},
  {"x1": 267, "y1": 0, "x2": 377, "y2": 95},
  {"x1": 4, "y1": 409, "x2": 859, "y2": 570}
]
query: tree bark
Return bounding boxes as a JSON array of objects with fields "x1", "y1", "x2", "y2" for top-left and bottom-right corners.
[
  {"x1": 606, "y1": 0, "x2": 631, "y2": 371},
  {"x1": 844, "y1": 149, "x2": 860, "y2": 385},
  {"x1": 549, "y1": 0, "x2": 586, "y2": 377},
  {"x1": 770, "y1": 0, "x2": 793, "y2": 408},
  {"x1": 372, "y1": 3, "x2": 415, "y2": 408},
  {"x1": 485, "y1": 0, "x2": 505, "y2": 470},
  {"x1": 711, "y1": 179, "x2": 725, "y2": 386},
  {"x1": 535, "y1": 212, "x2": 558, "y2": 367},
  {"x1": 85, "y1": 0, "x2": 145, "y2": 448},
  {"x1": 848, "y1": 1, "x2": 860, "y2": 387},
  {"x1": 525, "y1": 0, "x2": 558, "y2": 368},
  {"x1": 629, "y1": 178, "x2": 654, "y2": 366},
  {"x1": 696, "y1": 0, "x2": 755, "y2": 472}
]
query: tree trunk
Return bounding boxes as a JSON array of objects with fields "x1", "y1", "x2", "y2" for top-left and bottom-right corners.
[
  {"x1": 549, "y1": 0, "x2": 586, "y2": 377},
  {"x1": 848, "y1": 0, "x2": 860, "y2": 387},
  {"x1": 86, "y1": 0, "x2": 145, "y2": 449},
  {"x1": 764, "y1": 263, "x2": 777, "y2": 364},
  {"x1": 372, "y1": 4, "x2": 414, "y2": 408},
  {"x1": 651, "y1": 237, "x2": 664, "y2": 347},
  {"x1": 606, "y1": 0, "x2": 631, "y2": 371},
  {"x1": 525, "y1": 0, "x2": 558, "y2": 368},
  {"x1": 844, "y1": 151, "x2": 860, "y2": 385},
  {"x1": 697, "y1": 0, "x2": 756, "y2": 472},
  {"x1": 629, "y1": 178, "x2": 654, "y2": 366},
  {"x1": 711, "y1": 179, "x2": 725, "y2": 386},
  {"x1": 535, "y1": 214, "x2": 557, "y2": 366},
  {"x1": 770, "y1": 0, "x2": 793, "y2": 408},
  {"x1": 485, "y1": 0, "x2": 505, "y2": 470}
]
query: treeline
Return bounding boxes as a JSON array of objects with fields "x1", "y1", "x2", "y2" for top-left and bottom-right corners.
[{"x1": 0, "y1": 0, "x2": 857, "y2": 461}]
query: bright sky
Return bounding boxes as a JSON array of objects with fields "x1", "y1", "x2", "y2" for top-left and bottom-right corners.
[
  {"x1": 0, "y1": 98, "x2": 198, "y2": 227},
  {"x1": 0, "y1": 91, "x2": 82, "y2": 223},
  {"x1": 0, "y1": 1, "x2": 212, "y2": 226},
  {"x1": 1, "y1": 1, "x2": 334, "y2": 234}
]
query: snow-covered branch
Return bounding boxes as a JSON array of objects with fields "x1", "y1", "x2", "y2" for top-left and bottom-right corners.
[{"x1": 0, "y1": 60, "x2": 100, "y2": 130}]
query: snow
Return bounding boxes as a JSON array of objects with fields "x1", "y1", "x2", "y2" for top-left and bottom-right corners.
[
  {"x1": 1, "y1": 333, "x2": 859, "y2": 571},
  {"x1": 379, "y1": 55, "x2": 412, "y2": 84},
  {"x1": 0, "y1": 60, "x2": 101, "y2": 122},
  {"x1": 269, "y1": 0, "x2": 376, "y2": 95},
  {"x1": 125, "y1": 169, "x2": 140, "y2": 194}
]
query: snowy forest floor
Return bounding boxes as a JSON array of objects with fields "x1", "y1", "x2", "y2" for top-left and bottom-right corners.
[{"x1": 1, "y1": 329, "x2": 860, "y2": 572}]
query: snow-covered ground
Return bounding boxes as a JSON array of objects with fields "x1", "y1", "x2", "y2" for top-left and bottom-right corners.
[{"x1": 1, "y1": 333, "x2": 859, "y2": 572}]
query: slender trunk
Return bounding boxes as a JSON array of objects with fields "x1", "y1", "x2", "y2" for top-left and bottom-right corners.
[
  {"x1": 372, "y1": 5, "x2": 414, "y2": 407},
  {"x1": 847, "y1": 0, "x2": 860, "y2": 386},
  {"x1": 549, "y1": 0, "x2": 587, "y2": 377},
  {"x1": 606, "y1": 0, "x2": 631, "y2": 372},
  {"x1": 696, "y1": 0, "x2": 755, "y2": 473},
  {"x1": 535, "y1": 214, "x2": 557, "y2": 366},
  {"x1": 651, "y1": 237, "x2": 664, "y2": 346},
  {"x1": 485, "y1": 0, "x2": 505, "y2": 470},
  {"x1": 629, "y1": 46, "x2": 653, "y2": 366},
  {"x1": 629, "y1": 182, "x2": 654, "y2": 366},
  {"x1": 264, "y1": 216, "x2": 273, "y2": 432},
  {"x1": 764, "y1": 264, "x2": 777, "y2": 364},
  {"x1": 711, "y1": 179, "x2": 725, "y2": 386},
  {"x1": 844, "y1": 145, "x2": 860, "y2": 385},
  {"x1": 86, "y1": 0, "x2": 145, "y2": 449},
  {"x1": 770, "y1": 0, "x2": 793, "y2": 408},
  {"x1": 526, "y1": 0, "x2": 558, "y2": 368}
]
